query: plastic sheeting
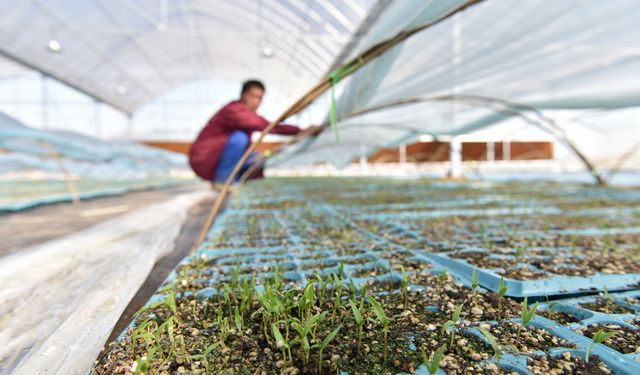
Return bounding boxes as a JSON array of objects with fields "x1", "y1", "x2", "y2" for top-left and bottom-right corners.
[
  {"x1": 0, "y1": 112, "x2": 187, "y2": 180},
  {"x1": 0, "y1": 0, "x2": 376, "y2": 113},
  {"x1": 273, "y1": 0, "x2": 640, "y2": 168},
  {"x1": 0, "y1": 189, "x2": 210, "y2": 374}
]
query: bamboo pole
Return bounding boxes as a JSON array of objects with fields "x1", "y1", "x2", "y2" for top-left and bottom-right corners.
[{"x1": 192, "y1": 0, "x2": 486, "y2": 249}]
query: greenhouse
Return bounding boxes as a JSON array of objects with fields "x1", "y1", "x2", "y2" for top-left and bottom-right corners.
[{"x1": 1, "y1": 1, "x2": 640, "y2": 374}]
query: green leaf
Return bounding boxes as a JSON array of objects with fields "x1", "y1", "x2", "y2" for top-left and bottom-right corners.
[
  {"x1": 272, "y1": 322, "x2": 287, "y2": 349},
  {"x1": 189, "y1": 342, "x2": 219, "y2": 360},
  {"x1": 439, "y1": 269, "x2": 448, "y2": 283},
  {"x1": 133, "y1": 300, "x2": 164, "y2": 317},
  {"x1": 452, "y1": 304, "x2": 463, "y2": 323},
  {"x1": 521, "y1": 297, "x2": 538, "y2": 325},
  {"x1": 498, "y1": 277, "x2": 507, "y2": 297},
  {"x1": 166, "y1": 317, "x2": 175, "y2": 344},
  {"x1": 368, "y1": 296, "x2": 388, "y2": 325},
  {"x1": 471, "y1": 268, "x2": 478, "y2": 289},
  {"x1": 478, "y1": 327, "x2": 499, "y2": 353},
  {"x1": 349, "y1": 300, "x2": 363, "y2": 325},
  {"x1": 166, "y1": 290, "x2": 177, "y2": 316},
  {"x1": 427, "y1": 344, "x2": 447, "y2": 375},
  {"x1": 593, "y1": 329, "x2": 618, "y2": 344},
  {"x1": 234, "y1": 306, "x2": 242, "y2": 331},
  {"x1": 441, "y1": 320, "x2": 454, "y2": 335},
  {"x1": 321, "y1": 324, "x2": 342, "y2": 348}
]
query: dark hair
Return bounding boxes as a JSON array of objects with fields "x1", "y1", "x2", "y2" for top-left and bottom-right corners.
[{"x1": 241, "y1": 80, "x2": 265, "y2": 95}]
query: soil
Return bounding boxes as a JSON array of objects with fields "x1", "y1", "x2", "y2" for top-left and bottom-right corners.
[
  {"x1": 528, "y1": 352, "x2": 611, "y2": 374},
  {"x1": 576, "y1": 324, "x2": 640, "y2": 354},
  {"x1": 537, "y1": 309, "x2": 579, "y2": 325},
  {"x1": 498, "y1": 268, "x2": 551, "y2": 281},
  {"x1": 579, "y1": 299, "x2": 636, "y2": 315},
  {"x1": 90, "y1": 178, "x2": 640, "y2": 374},
  {"x1": 477, "y1": 321, "x2": 575, "y2": 353}
]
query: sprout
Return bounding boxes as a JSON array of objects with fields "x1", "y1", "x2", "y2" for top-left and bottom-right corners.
[
  {"x1": 369, "y1": 296, "x2": 390, "y2": 362},
  {"x1": 441, "y1": 304, "x2": 463, "y2": 348},
  {"x1": 586, "y1": 329, "x2": 618, "y2": 363},
  {"x1": 331, "y1": 273, "x2": 344, "y2": 318},
  {"x1": 401, "y1": 266, "x2": 410, "y2": 307},
  {"x1": 349, "y1": 300, "x2": 365, "y2": 352},
  {"x1": 188, "y1": 342, "x2": 219, "y2": 373},
  {"x1": 471, "y1": 268, "x2": 479, "y2": 305},
  {"x1": 478, "y1": 327, "x2": 518, "y2": 369},
  {"x1": 272, "y1": 322, "x2": 291, "y2": 365},
  {"x1": 471, "y1": 268, "x2": 479, "y2": 290},
  {"x1": 485, "y1": 239, "x2": 494, "y2": 254},
  {"x1": 234, "y1": 306, "x2": 243, "y2": 331},
  {"x1": 421, "y1": 344, "x2": 446, "y2": 375},
  {"x1": 313, "y1": 325, "x2": 342, "y2": 373},
  {"x1": 603, "y1": 286, "x2": 614, "y2": 313},
  {"x1": 518, "y1": 297, "x2": 538, "y2": 341},
  {"x1": 514, "y1": 246, "x2": 525, "y2": 267},
  {"x1": 497, "y1": 277, "x2": 508, "y2": 318},
  {"x1": 439, "y1": 268, "x2": 448, "y2": 291}
]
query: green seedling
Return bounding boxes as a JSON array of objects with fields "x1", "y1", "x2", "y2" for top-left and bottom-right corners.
[
  {"x1": 485, "y1": 239, "x2": 494, "y2": 254},
  {"x1": 348, "y1": 276, "x2": 358, "y2": 298},
  {"x1": 439, "y1": 268, "x2": 448, "y2": 291},
  {"x1": 230, "y1": 264, "x2": 241, "y2": 289},
  {"x1": 234, "y1": 306, "x2": 243, "y2": 331},
  {"x1": 130, "y1": 319, "x2": 156, "y2": 359},
  {"x1": 369, "y1": 296, "x2": 390, "y2": 362},
  {"x1": 518, "y1": 297, "x2": 538, "y2": 341},
  {"x1": 218, "y1": 317, "x2": 230, "y2": 348},
  {"x1": 441, "y1": 304, "x2": 463, "y2": 348},
  {"x1": 331, "y1": 273, "x2": 344, "y2": 319},
  {"x1": 291, "y1": 312, "x2": 322, "y2": 364},
  {"x1": 270, "y1": 221, "x2": 279, "y2": 236},
  {"x1": 272, "y1": 322, "x2": 291, "y2": 365},
  {"x1": 603, "y1": 286, "x2": 614, "y2": 313},
  {"x1": 401, "y1": 266, "x2": 410, "y2": 307},
  {"x1": 134, "y1": 347, "x2": 157, "y2": 375},
  {"x1": 471, "y1": 268, "x2": 479, "y2": 305},
  {"x1": 312, "y1": 324, "x2": 341, "y2": 373},
  {"x1": 133, "y1": 287, "x2": 178, "y2": 320},
  {"x1": 315, "y1": 272, "x2": 327, "y2": 305},
  {"x1": 514, "y1": 246, "x2": 525, "y2": 267},
  {"x1": 349, "y1": 300, "x2": 365, "y2": 352},
  {"x1": 188, "y1": 342, "x2": 219, "y2": 373},
  {"x1": 421, "y1": 344, "x2": 446, "y2": 375},
  {"x1": 497, "y1": 277, "x2": 508, "y2": 319},
  {"x1": 299, "y1": 282, "x2": 316, "y2": 319},
  {"x1": 478, "y1": 327, "x2": 518, "y2": 369},
  {"x1": 586, "y1": 329, "x2": 618, "y2": 363}
]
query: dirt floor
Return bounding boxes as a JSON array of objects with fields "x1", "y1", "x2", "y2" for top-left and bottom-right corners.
[{"x1": 0, "y1": 183, "x2": 208, "y2": 257}]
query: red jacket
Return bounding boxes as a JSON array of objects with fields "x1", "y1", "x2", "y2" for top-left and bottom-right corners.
[{"x1": 189, "y1": 100, "x2": 300, "y2": 180}]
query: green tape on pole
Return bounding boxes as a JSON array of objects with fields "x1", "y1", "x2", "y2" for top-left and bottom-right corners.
[{"x1": 329, "y1": 57, "x2": 364, "y2": 144}]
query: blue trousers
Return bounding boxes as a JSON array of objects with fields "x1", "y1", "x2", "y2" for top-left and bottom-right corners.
[{"x1": 213, "y1": 130, "x2": 258, "y2": 183}]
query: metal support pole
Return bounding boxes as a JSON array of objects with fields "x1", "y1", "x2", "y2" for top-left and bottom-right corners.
[
  {"x1": 450, "y1": 136, "x2": 462, "y2": 178},
  {"x1": 503, "y1": 139, "x2": 511, "y2": 161},
  {"x1": 399, "y1": 143, "x2": 407, "y2": 164},
  {"x1": 359, "y1": 143, "x2": 368, "y2": 171},
  {"x1": 487, "y1": 141, "x2": 495, "y2": 162}
]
